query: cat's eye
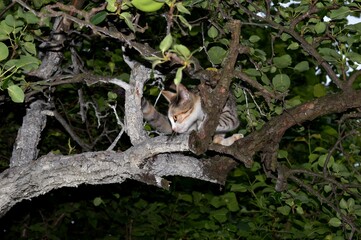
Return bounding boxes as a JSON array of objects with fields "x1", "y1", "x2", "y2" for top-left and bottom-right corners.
[{"x1": 173, "y1": 116, "x2": 177, "y2": 122}]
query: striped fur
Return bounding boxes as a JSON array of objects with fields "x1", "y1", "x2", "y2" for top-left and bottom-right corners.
[{"x1": 141, "y1": 99, "x2": 172, "y2": 134}]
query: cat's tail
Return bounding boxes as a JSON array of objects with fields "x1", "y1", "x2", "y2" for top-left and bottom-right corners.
[{"x1": 142, "y1": 99, "x2": 172, "y2": 134}]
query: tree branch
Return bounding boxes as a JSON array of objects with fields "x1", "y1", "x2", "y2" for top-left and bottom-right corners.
[
  {"x1": 238, "y1": 4, "x2": 345, "y2": 90},
  {"x1": 210, "y1": 89, "x2": 361, "y2": 168},
  {"x1": 10, "y1": 100, "x2": 47, "y2": 167},
  {"x1": 189, "y1": 20, "x2": 241, "y2": 154},
  {"x1": 0, "y1": 133, "x2": 237, "y2": 218},
  {"x1": 124, "y1": 63, "x2": 151, "y2": 145}
]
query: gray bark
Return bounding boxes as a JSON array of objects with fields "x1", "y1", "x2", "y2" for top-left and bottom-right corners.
[
  {"x1": 10, "y1": 100, "x2": 47, "y2": 167},
  {"x1": 0, "y1": 134, "x2": 222, "y2": 218}
]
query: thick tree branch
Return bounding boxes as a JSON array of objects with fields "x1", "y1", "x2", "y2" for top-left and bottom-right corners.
[
  {"x1": 124, "y1": 63, "x2": 151, "y2": 145},
  {"x1": 0, "y1": 133, "x2": 237, "y2": 218},
  {"x1": 10, "y1": 100, "x2": 47, "y2": 167},
  {"x1": 190, "y1": 20, "x2": 241, "y2": 155},
  {"x1": 210, "y1": 89, "x2": 361, "y2": 168}
]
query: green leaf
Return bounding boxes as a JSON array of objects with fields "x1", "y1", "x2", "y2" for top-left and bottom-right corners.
[
  {"x1": 273, "y1": 54, "x2": 292, "y2": 68},
  {"x1": 5, "y1": 15, "x2": 24, "y2": 28},
  {"x1": 318, "y1": 154, "x2": 334, "y2": 168},
  {"x1": 272, "y1": 74, "x2": 290, "y2": 92},
  {"x1": 210, "y1": 208, "x2": 228, "y2": 223},
  {"x1": 346, "y1": 51, "x2": 361, "y2": 63},
  {"x1": 108, "y1": 62, "x2": 115, "y2": 73},
  {"x1": 24, "y1": 42, "x2": 37, "y2": 55},
  {"x1": 174, "y1": 66, "x2": 184, "y2": 85},
  {"x1": 210, "y1": 196, "x2": 223, "y2": 208},
  {"x1": 106, "y1": 0, "x2": 117, "y2": 12},
  {"x1": 178, "y1": 193, "x2": 193, "y2": 202},
  {"x1": 340, "y1": 198, "x2": 348, "y2": 209},
  {"x1": 294, "y1": 61, "x2": 309, "y2": 72},
  {"x1": 7, "y1": 85, "x2": 25, "y2": 103},
  {"x1": 222, "y1": 192, "x2": 239, "y2": 212},
  {"x1": 24, "y1": 12, "x2": 39, "y2": 24},
  {"x1": 277, "y1": 149, "x2": 288, "y2": 159},
  {"x1": 324, "y1": 184, "x2": 332, "y2": 193},
  {"x1": 207, "y1": 46, "x2": 227, "y2": 65},
  {"x1": 159, "y1": 34, "x2": 173, "y2": 53},
  {"x1": 244, "y1": 68, "x2": 261, "y2": 76},
  {"x1": 249, "y1": 35, "x2": 261, "y2": 43},
  {"x1": 132, "y1": 0, "x2": 164, "y2": 12},
  {"x1": 347, "y1": 198, "x2": 355, "y2": 211},
  {"x1": 93, "y1": 197, "x2": 103, "y2": 206},
  {"x1": 315, "y1": 22, "x2": 326, "y2": 34},
  {"x1": 346, "y1": 22, "x2": 361, "y2": 33},
  {"x1": 173, "y1": 44, "x2": 191, "y2": 58},
  {"x1": 207, "y1": 26, "x2": 218, "y2": 38},
  {"x1": 308, "y1": 153, "x2": 319, "y2": 163},
  {"x1": 119, "y1": 12, "x2": 135, "y2": 32},
  {"x1": 175, "y1": 2, "x2": 190, "y2": 14},
  {"x1": 0, "y1": 42, "x2": 9, "y2": 61},
  {"x1": 329, "y1": 6, "x2": 350, "y2": 20},
  {"x1": 261, "y1": 74, "x2": 270, "y2": 85},
  {"x1": 319, "y1": 48, "x2": 341, "y2": 62},
  {"x1": 91, "y1": 11, "x2": 107, "y2": 25},
  {"x1": 296, "y1": 206, "x2": 304, "y2": 215},
  {"x1": 322, "y1": 126, "x2": 338, "y2": 137},
  {"x1": 0, "y1": 35, "x2": 8, "y2": 41},
  {"x1": 5, "y1": 55, "x2": 41, "y2": 71},
  {"x1": 280, "y1": 33, "x2": 291, "y2": 41},
  {"x1": 277, "y1": 205, "x2": 291, "y2": 216},
  {"x1": 313, "y1": 83, "x2": 326, "y2": 97},
  {"x1": 107, "y1": 91, "x2": 117, "y2": 100},
  {"x1": 177, "y1": 15, "x2": 192, "y2": 30},
  {"x1": 287, "y1": 42, "x2": 299, "y2": 50},
  {"x1": 229, "y1": 183, "x2": 247, "y2": 192},
  {"x1": 328, "y1": 217, "x2": 342, "y2": 227},
  {"x1": 0, "y1": 21, "x2": 13, "y2": 35}
]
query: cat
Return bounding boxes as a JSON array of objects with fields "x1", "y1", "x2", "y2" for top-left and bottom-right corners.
[{"x1": 142, "y1": 84, "x2": 243, "y2": 146}]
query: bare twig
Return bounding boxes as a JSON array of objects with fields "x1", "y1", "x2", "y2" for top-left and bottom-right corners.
[{"x1": 48, "y1": 109, "x2": 92, "y2": 151}]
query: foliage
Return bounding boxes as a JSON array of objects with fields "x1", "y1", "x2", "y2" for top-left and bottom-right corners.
[{"x1": 0, "y1": 0, "x2": 361, "y2": 239}]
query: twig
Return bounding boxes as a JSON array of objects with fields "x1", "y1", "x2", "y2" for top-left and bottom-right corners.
[
  {"x1": 48, "y1": 109, "x2": 92, "y2": 151},
  {"x1": 107, "y1": 103, "x2": 126, "y2": 151},
  {"x1": 237, "y1": 4, "x2": 345, "y2": 90},
  {"x1": 233, "y1": 69, "x2": 282, "y2": 102},
  {"x1": 347, "y1": 70, "x2": 361, "y2": 89},
  {"x1": 289, "y1": 175, "x2": 360, "y2": 238}
]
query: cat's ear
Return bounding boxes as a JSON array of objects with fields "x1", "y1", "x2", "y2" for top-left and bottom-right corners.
[
  {"x1": 176, "y1": 84, "x2": 191, "y2": 101},
  {"x1": 162, "y1": 90, "x2": 177, "y2": 103}
]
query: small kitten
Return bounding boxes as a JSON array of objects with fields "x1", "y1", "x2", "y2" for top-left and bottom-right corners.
[{"x1": 143, "y1": 84, "x2": 243, "y2": 146}]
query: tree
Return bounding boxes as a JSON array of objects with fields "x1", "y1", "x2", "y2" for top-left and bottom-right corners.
[{"x1": 0, "y1": 0, "x2": 361, "y2": 239}]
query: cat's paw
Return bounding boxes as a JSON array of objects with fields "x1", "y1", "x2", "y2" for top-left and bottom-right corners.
[
  {"x1": 232, "y1": 133, "x2": 244, "y2": 141},
  {"x1": 213, "y1": 133, "x2": 243, "y2": 146}
]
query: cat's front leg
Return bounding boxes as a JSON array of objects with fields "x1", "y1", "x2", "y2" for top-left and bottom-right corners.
[{"x1": 213, "y1": 133, "x2": 243, "y2": 146}]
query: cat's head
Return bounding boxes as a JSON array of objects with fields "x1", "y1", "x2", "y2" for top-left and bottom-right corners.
[{"x1": 162, "y1": 84, "x2": 202, "y2": 133}]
